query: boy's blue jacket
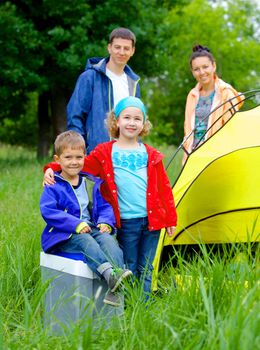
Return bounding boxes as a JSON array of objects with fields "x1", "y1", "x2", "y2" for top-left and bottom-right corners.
[
  {"x1": 67, "y1": 57, "x2": 140, "y2": 153},
  {"x1": 40, "y1": 172, "x2": 116, "y2": 252}
]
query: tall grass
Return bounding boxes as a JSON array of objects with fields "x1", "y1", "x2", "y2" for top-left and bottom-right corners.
[{"x1": 0, "y1": 144, "x2": 259, "y2": 349}]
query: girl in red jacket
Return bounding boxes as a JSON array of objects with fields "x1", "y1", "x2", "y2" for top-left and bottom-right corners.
[{"x1": 44, "y1": 97, "x2": 177, "y2": 298}]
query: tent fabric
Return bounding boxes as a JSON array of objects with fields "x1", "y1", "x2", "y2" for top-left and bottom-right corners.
[{"x1": 152, "y1": 104, "x2": 260, "y2": 290}]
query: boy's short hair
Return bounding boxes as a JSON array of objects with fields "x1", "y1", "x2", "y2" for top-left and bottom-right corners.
[
  {"x1": 54, "y1": 131, "x2": 86, "y2": 156},
  {"x1": 109, "y1": 27, "x2": 136, "y2": 46}
]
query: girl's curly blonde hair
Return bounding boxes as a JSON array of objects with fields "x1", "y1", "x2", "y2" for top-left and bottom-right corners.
[{"x1": 106, "y1": 110, "x2": 152, "y2": 139}]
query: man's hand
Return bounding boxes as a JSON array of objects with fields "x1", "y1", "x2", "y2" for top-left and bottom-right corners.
[
  {"x1": 43, "y1": 168, "x2": 55, "y2": 185},
  {"x1": 166, "y1": 226, "x2": 176, "y2": 237}
]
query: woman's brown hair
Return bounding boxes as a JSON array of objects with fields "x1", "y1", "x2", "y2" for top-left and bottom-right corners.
[{"x1": 189, "y1": 44, "x2": 215, "y2": 67}]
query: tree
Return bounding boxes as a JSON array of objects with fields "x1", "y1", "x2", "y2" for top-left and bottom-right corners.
[
  {"x1": 0, "y1": 0, "x2": 174, "y2": 157},
  {"x1": 1, "y1": 0, "x2": 258, "y2": 152},
  {"x1": 146, "y1": 0, "x2": 260, "y2": 145},
  {"x1": 11, "y1": 0, "x2": 93, "y2": 157},
  {"x1": 0, "y1": 2, "x2": 42, "y2": 146}
]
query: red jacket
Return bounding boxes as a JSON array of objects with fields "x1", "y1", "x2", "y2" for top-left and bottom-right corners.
[{"x1": 45, "y1": 141, "x2": 177, "y2": 231}]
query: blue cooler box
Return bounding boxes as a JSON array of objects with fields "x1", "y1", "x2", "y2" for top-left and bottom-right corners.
[{"x1": 40, "y1": 252, "x2": 123, "y2": 333}]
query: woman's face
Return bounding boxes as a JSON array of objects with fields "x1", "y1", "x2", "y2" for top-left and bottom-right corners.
[{"x1": 191, "y1": 56, "x2": 216, "y2": 87}]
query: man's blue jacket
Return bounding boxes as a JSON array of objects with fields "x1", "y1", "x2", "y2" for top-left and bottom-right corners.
[
  {"x1": 67, "y1": 57, "x2": 140, "y2": 153},
  {"x1": 40, "y1": 172, "x2": 116, "y2": 252}
]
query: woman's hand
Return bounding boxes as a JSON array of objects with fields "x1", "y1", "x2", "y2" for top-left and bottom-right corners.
[{"x1": 43, "y1": 168, "x2": 55, "y2": 185}]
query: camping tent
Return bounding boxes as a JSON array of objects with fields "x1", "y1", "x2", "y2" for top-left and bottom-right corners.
[{"x1": 153, "y1": 91, "x2": 260, "y2": 287}]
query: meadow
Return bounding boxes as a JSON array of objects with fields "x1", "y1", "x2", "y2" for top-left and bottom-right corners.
[{"x1": 0, "y1": 144, "x2": 259, "y2": 350}]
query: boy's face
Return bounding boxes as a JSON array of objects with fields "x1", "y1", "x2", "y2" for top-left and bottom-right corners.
[
  {"x1": 108, "y1": 38, "x2": 135, "y2": 68},
  {"x1": 54, "y1": 147, "x2": 85, "y2": 181}
]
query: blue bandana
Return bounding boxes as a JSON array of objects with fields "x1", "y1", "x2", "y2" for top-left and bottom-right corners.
[{"x1": 114, "y1": 96, "x2": 147, "y2": 121}]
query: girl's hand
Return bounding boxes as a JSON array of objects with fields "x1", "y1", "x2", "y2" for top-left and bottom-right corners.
[
  {"x1": 43, "y1": 168, "x2": 55, "y2": 185},
  {"x1": 97, "y1": 223, "x2": 112, "y2": 233},
  {"x1": 166, "y1": 226, "x2": 176, "y2": 237},
  {"x1": 80, "y1": 224, "x2": 91, "y2": 233}
]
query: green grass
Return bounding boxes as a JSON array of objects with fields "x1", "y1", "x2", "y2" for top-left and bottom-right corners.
[
  {"x1": 154, "y1": 143, "x2": 183, "y2": 185},
  {"x1": 0, "y1": 144, "x2": 259, "y2": 350}
]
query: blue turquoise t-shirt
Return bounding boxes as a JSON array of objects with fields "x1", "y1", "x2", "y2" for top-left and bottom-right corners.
[{"x1": 112, "y1": 143, "x2": 148, "y2": 219}]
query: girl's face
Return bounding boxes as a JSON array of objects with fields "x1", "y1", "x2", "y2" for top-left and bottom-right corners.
[
  {"x1": 191, "y1": 56, "x2": 216, "y2": 87},
  {"x1": 117, "y1": 107, "x2": 144, "y2": 141}
]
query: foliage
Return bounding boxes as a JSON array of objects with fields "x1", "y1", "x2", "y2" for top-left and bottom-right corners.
[
  {"x1": 0, "y1": 0, "x2": 93, "y2": 148},
  {"x1": 0, "y1": 0, "x2": 259, "y2": 149},
  {"x1": 0, "y1": 93, "x2": 38, "y2": 146},
  {"x1": 146, "y1": 0, "x2": 260, "y2": 144},
  {"x1": 0, "y1": 2, "x2": 42, "y2": 122},
  {"x1": 6, "y1": 0, "x2": 92, "y2": 89},
  {"x1": 0, "y1": 0, "x2": 171, "y2": 149},
  {"x1": 0, "y1": 145, "x2": 259, "y2": 349}
]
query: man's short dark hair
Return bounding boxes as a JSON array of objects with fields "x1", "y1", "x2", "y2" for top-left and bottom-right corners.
[{"x1": 109, "y1": 27, "x2": 136, "y2": 46}]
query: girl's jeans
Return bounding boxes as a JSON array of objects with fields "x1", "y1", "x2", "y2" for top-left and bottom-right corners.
[
  {"x1": 54, "y1": 224, "x2": 124, "y2": 277},
  {"x1": 117, "y1": 217, "x2": 160, "y2": 295}
]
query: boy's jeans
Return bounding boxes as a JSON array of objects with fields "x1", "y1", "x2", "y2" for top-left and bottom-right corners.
[
  {"x1": 117, "y1": 217, "x2": 160, "y2": 295},
  {"x1": 55, "y1": 224, "x2": 124, "y2": 277}
]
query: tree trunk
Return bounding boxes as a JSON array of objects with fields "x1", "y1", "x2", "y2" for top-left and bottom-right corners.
[
  {"x1": 50, "y1": 86, "x2": 67, "y2": 139},
  {"x1": 37, "y1": 92, "x2": 51, "y2": 159}
]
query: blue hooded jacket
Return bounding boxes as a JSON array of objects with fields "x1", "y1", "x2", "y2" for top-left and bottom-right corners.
[
  {"x1": 67, "y1": 57, "x2": 140, "y2": 153},
  {"x1": 40, "y1": 172, "x2": 116, "y2": 252}
]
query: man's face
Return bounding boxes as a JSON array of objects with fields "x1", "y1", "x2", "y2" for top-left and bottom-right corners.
[{"x1": 108, "y1": 38, "x2": 135, "y2": 68}]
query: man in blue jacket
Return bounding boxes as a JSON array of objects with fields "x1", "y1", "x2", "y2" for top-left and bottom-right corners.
[
  {"x1": 40, "y1": 130, "x2": 132, "y2": 306},
  {"x1": 67, "y1": 27, "x2": 140, "y2": 153}
]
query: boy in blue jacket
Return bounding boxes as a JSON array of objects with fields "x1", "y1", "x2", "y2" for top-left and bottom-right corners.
[{"x1": 40, "y1": 130, "x2": 132, "y2": 306}]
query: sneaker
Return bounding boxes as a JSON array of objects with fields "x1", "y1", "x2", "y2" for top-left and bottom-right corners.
[
  {"x1": 108, "y1": 268, "x2": 133, "y2": 293},
  {"x1": 103, "y1": 290, "x2": 121, "y2": 307}
]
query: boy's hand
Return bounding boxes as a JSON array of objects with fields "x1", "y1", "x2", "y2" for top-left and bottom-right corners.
[
  {"x1": 166, "y1": 226, "x2": 176, "y2": 237},
  {"x1": 43, "y1": 168, "x2": 55, "y2": 186},
  {"x1": 97, "y1": 223, "x2": 112, "y2": 233},
  {"x1": 79, "y1": 224, "x2": 91, "y2": 233}
]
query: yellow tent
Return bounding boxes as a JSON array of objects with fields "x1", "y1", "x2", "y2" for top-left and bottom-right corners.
[{"x1": 153, "y1": 95, "x2": 260, "y2": 289}]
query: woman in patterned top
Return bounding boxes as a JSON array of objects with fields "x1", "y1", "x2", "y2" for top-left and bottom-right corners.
[{"x1": 183, "y1": 44, "x2": 243, "y2": 156}]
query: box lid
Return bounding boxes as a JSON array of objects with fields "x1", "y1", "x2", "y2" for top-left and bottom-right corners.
[{"x1": 40, "y1": 252, "x2": 97, "y2": 279}]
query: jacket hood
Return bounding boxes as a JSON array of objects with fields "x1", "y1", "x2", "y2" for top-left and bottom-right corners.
[
  {"x1": 93, "y1": 141, "x2": 164, "y2": 165},
  {"x1": 85, "y1": 57, "x2": 140, "y2": 81},
  {"x1": 85, "y1": 57, "x2": 109, "y2": 73},
  {"x1": 54, "y1": 172, "x2": 103, "y2": 186}
]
